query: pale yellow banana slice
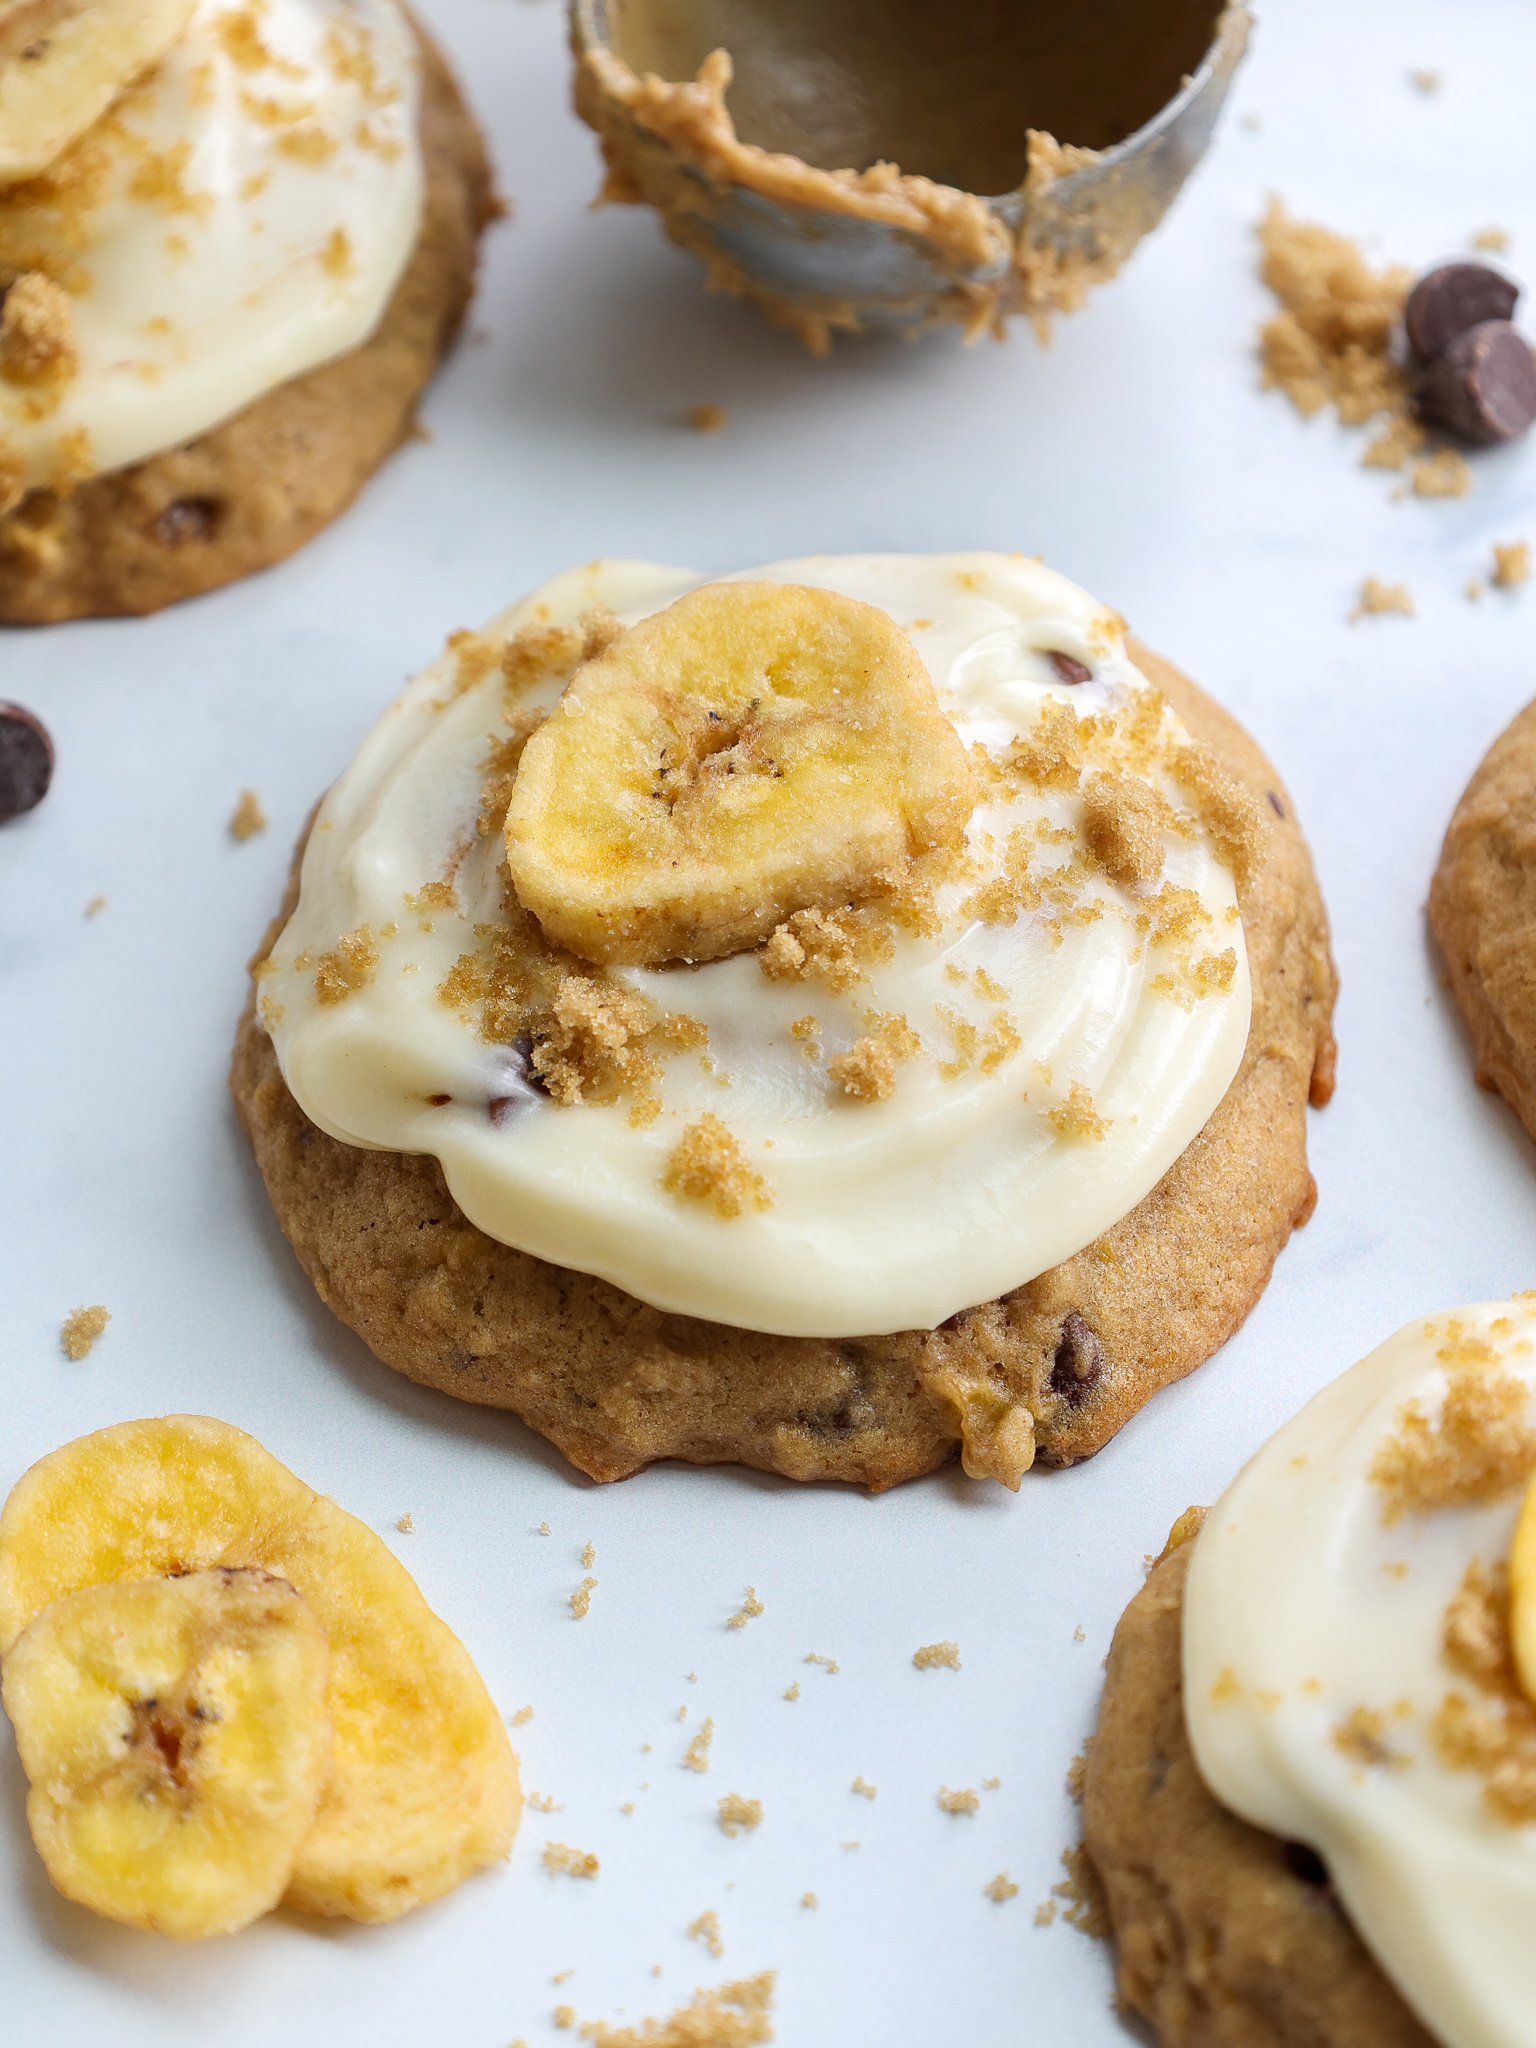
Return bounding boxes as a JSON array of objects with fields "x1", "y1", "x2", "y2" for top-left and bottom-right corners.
[
  {"x1": 0, "y1": 0, "x2": 197, "y2": 184},
  {"x1": 3, "y1": 1567, "x2": 330, "y2": 1939},
  {"x1": 504, "y1": 580, "x2": 976, "y2": 966},
  {"x1": 0, "y1": 1417, "x2": 521, "y2": 1923}
]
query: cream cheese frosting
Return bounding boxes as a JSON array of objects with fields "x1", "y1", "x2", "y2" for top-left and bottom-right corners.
[
  {"x1": 261, "y1": 552, "x2": 1253, "y2": 1338},
  {"x1": 0, "y1": 0, "x2": 422, "y2": 500},
  {"x1": 1185, "y1": 1301, "x2": 1536, "y2": 2048}
]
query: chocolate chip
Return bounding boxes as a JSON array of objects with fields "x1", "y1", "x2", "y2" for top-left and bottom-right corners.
[
  {"x1": 1415, "y1": 320, "x2": 1536, "y2": 443},
  {"x1": 1282, "y1": 1840, "x2": 1329, "y2": 1888},
  {"x1": 1049, "y1": 1311, "x2": 1103, "y2": 1406},
  {"x1": 1266, "y1": 791, "x2": 1285, "y2": 819},
  {"x1": 426, "y1": 1092, "x2": 451, "y2": 1107},
  {"x1": 153, "y1": 496, "x2": 222, "y2": 547},
  {"x1": 1405, "y1": 262, "x2": 1519, "y2": 362},
  {"x1": 1048, "y1": 651, "x2": 1092, "y2": 686},
  {"x1": 0, "y1": 702, "x2": 53, "y2": 822}
]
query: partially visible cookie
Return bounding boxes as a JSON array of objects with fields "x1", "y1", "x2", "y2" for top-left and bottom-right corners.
[
  {"x1": 1083, "y1": 1536, "x2": 1434, "y2": 2048},
  {"x1": 0, "y1": 20, "x2": 494, "y2": 623},
  {"x1": 1430, "y1": 697, "x2": 1536, "y2": 1142}
]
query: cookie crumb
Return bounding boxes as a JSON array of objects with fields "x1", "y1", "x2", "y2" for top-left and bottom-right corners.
[
  {"x1": 728, "y1": 1587, "x2": 764, "y2": 1629},
  {"x1": 84, "y1": 895, "x2": 107, "y2": 918},
  {"x1": 560, "y1": 1972, "x2": 774, "y2": 2047},
  {"x1": 983, "y1": 1872, "x2": 1020, "y2": 1903},
  {"x1": 801, "y1": 1892, "x2": 817, "y2": 1908},
  {"x1": 782, "y1": 1683, "x2": 800, "y2": 1701},
  {"x1": 1052, "y1": 1842, "x2": 1109, "y2": 1936},
  {"x1": 1350, "y1": 576, "x2": 1415, "y2": 622},
  {"x1": 544, "y1": 1842, "x2": 599, "y2": 1878},
  {"x1": 228, "y1": 790, "x2": 267, "y2": 841},
  {"x1": 938, "y1": 1787, "x2": 979, "y2": 1815},
  {"x1": 1034, "y1": 1898, "x2": 1057, "y2": 1927},
  {"x1": 582, "y1": 1541, "x2": 597, "y2": 1569},
  {"x1": 395, "y1": 1512, "x2": 414, "y2": 1534},
  {"x1": 1066, "y1": 1739, "x2": 1093, "y2": 1802},
  {"x1": 686, "y1": 403, "x2": 727, "y2": 433},
  {"x1": 61, "y1": 1305, "x2": 109, "y2": 1360},
  {"x1": 0, "y1": 272, "x2": 78, "y2": 385},
  {"x1": 662, "y1": 1113, "x2": 771, "y2": 1218},
  {"x1": 841, "y1": 1840, "x2": 860, "y2": 1851},
  {"x1": 528, "y1": 1793, "x2": 565, "y2": 1813},
  {"x1": 683, "y1": 1718, "x2": 715, "y2": 1773},
  {"x1": 1408, "y1": 66, "x2": 1441, "y2": 92},
  {"x1": 539, "y1": 1521, "x2": 552, "y2": 1535},
  {"x1": 1047, "y1": 1083, "x2": 1110, "y2": 1141},
  {"x1": 1473, "y1": 227, "x2": 1511, "y2": 252},
  {"x1": 804, "y1": 1653, "x2": 839, "y2": 1674},
  {"x1": 851, "y1": 1776, "x2": 877, "y2": 1800},
  {"x1": 571, "y1": 1576, "x2": 597, "y2": 1619},
  {"x1": 913, "y1": 1641, "x2": 961, "y2": 1671},
  {"x1": 1493, "y1": 541, "x2": 1531, "y2": 590},
  {"x1": 718, "y1": 1794, "x2": 762, "y2": 1837},
  {"x1": 621, "y1": 1801, "x2": 634, "y2": 1815},
  {"x1": 688, "y1": 1909, "x2": 723, "y2": 1958},
  {"x1": 1073, "y1": 1624, "x2": 1085, "y2": 1642},
  {"x1": 512, "y1": 1705, "x2": 534, "y2": 1726}
]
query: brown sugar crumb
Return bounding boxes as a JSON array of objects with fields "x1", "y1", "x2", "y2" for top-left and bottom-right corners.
[
  {"x1": 727, "y1": 1587, "x2": 764, "y2": 1629},
  {"x1": 851, "y1": 1776, "x2": 877, "y2": 1799},
  {"x1": 782, "y1": 1683, "x2": 799, "y2": 1701},
  {"x1": 938, "y1": 1786, "x2": 979, "y2": 1814},
  {"x1": 395, "y1": 1512, "x2": 414, "y2": 1534},
  {"x1": 788, "y1": 1015, "x2": 821, "y2": 1060},
  {"x1": 512, "y1": 1705, "x2": 534, "y2": 1726},
  {"x1": 544, "y1": 1842, "x2": 600, "y2": 1878},
  {"x1": 1257, "y1": 199, "x2": 1411, "y2": 427},
  {"x1": 662, "y1": 1114, "x2": 770, "y2": 1219},
  {"x1": 913, "y1": 1641, "x2": 961, "y2": 1671},
  {"x1": 1350, "y1": 576, "x2": 1415, "y2": 622},
  {"x1": 687, "y1": 403, "x2": 727, "y2": 433},
  {"x1": 801, "y1": 1892, "x2": 817, "y2": 1908},
  {"x1": 1080, "y1": 773, "x2": 1169, "y2": 887},
  {"x1": 760, "y1": 907, "x2": 865, "y2": 994},
  {"x1": 1412, "y1": 447, "x2": 1473, "y2": 498},
  {"x1": 0, "y1": 273, "x2": 78, "y2": 386},
  {"x1": 314, "y1": 926, "x2": 378, "y2": 1004},
  {"x1": 1332, "y1": 1706, "x2": 1406, "y2": 1770},
  {"x1": 1371, "y1": 1352, "x2": 1536, "y2": 1523},
  {"x1": 804, "y1": 1653, "x2": 839, "y2": 1674},
  {"x1": 827, "y1": 1036, "x2": 896, "y2": 1103},
  {"x1": 983, "y1": 1873, "x2": 1020, "y2": 1904},
  {"x1": 688, "y1": 1909, "x2": 723, "y2": 1958},
  {"x1": 982, "y1": 1774, "x2": 1002, "y2": 1791},
  {"x1": 60, "y1": 1305, "x2": 109, "y2": 1360},
  {"x1": 1051, "y1": 1842, "x2": 1109, "y2": 1937},
  {"x1": 321, "y1": 225, "x2": 353, "y2": 278},
  {"x1": 1473, "y1": 227, "x2": 1511, "y2": 252},
  {"x1": 84, "y1": 895, "x2": 107, "y2": 919},
  {"x1": 582, "y1": 1541, "x2": 597, "y2": 1570},
  {"x1": 1047, "y1": 1082, "x2": 1110, "y2": 1142},
  {"x1": 1362, "y1": 413, "x2": 1427, "y2": 472},
  {"x1": 1493, "y1": 542, "x2": 1531, "y2": 590},
  {"x1": 571, "y1": 1576, "x2": 597, "y2": 1619},
  {"x1": 1408, "y1": 66, "x2": 1441, "y2": 92},
  {"x1": 1165, "y1": 741, "x2": 1267, "y2": 892},
  {"x1": 538, "y1": 1521, "x2": 552, "y2": 1536},
  {"x1": 475, "y1": 710, "x2": 546, "y2": 836},
  {"x1": 1066, "y1": 1740, "x2": 1093, "y2": 1803},
  {"x1": 1009, "y1": 697, "x2": 1089, "y2": 793},
  {"x1": 228, "y1": 789, "x2": 267, "y2": 841},
  {"x1": 569, "y1": 1971, "x2": 775, "y2": 2048},
  {"x1": 528, "y1": 1793, "x2": 564, "y2": 1813},
  {"x1": 1433, "y1": 1558, "x2": 1536, "y2": 1822},
  {"x1": 717, "y1": 1794, "x2": 762, "y2": 1838},
  {"x1": 555, "y1": 2012, "x2": 575, "y2": 2032},
  {"x1": 683, "y1": 1718, "x2": 715, "y2": 1773}
]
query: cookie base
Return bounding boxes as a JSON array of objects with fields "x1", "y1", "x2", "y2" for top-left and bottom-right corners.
[
  {"x1": 230, "y1": 644, "x2": 1337, "y2": 1491},
  {"x1": 0, "y1": 19, "x2": 494, "y2": 623},
  {"x1": 1084, "y1": 1538, "x2": 1435, "y2": 2047}
]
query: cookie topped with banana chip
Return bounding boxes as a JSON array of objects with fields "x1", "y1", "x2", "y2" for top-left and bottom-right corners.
[{"x1": 234, "y1": 552, "x2": 1337, "y2": 1491}]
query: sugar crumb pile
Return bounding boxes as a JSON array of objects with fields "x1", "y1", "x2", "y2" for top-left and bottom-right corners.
[
  {"x1": 60, "y1": 1305, "x2": 109, "y2": 1359},
  {"x1": 913, "y1": 1641, "x2": 961, "y2": 1671},
  {"x1": 717, "y1": 1794, "x2": 762, "y2": 1837}
]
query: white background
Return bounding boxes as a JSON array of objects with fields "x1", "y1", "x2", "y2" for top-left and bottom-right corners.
[{"x1": 3, "y1": 1, "x2": 1535, "y2": 2040}]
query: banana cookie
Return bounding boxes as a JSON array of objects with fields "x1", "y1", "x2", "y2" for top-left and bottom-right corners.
[
  {"x1": 1085, "y1": 1301, "x2": 1536, "y2": 2048},
  {"x1": 1430, "y1": 697, "x2": 1536, "y2": 1147},
  {"x1": 0, "y1": 0, "x2": 493, "y2": 621},
  {"x1": 231, "y1": 553, "x2": 1336, "y2": 1490}
]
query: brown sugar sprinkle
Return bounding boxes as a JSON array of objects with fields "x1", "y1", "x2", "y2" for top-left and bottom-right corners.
[
  {"x1": 570, "y1": 1576, "x2": 597, "y2": 1619},
  {"x1": 511, "y1": 1705, "x2": 534, "y2": 1726},
  {"x1": 406, "y1": 879, "x2": 456, "y2": 919},
  {"x1": 60, "y1": 1305, "x2": 109, "y2": 1360},
  {"x1": 0, "y1": 273, "x2": 77, "y2": 385},
  {"x1": 1047, "y1": 1082, "x2": 1110, "y2": 1142},
  {"x1": 582, "y1": 1541, "x2": 597, "y2": 1570},
  {"x1": 851, "y1": 1777, "x2": 877, "y2": 1799},
  {"x1": 787, "y1": 1015, "x2": 821, "y2": 1060},
  {"x1": 804, "y1": 1653, "x2": 839, "y2": 1674},
  {"x1": 682, "y1": 1719, "x2": 714, "y2": 1773},
  {"x1": 1332, "y1": 1706, "x2": 1406, "y2": 1770},
  {"x1": 1411, "y1": 448, "x2": 1473, "y2": 498},
  {"x1": 1066, "y1": 1739, "x2": 1093, "y2": 1803},
  {"x1": 1257, "y1": 200, "x2": 1411, "y2": 429},
  {"x1": 476, "y1": 710, "x2": 546, "y2": 836},
  {"x1": 687, "y1": 402, "x2": 727, "y2": 433},
  {"x1": 1080, "y1": 773, "x2": 1169, "y2": 886},
  {"x1": 662, "y1": 1114, "x2": 770, "y2": 1219},
  {"x1": 568, "y1": 1971, "x2": 775, "y2": 2048},
  {"x1": 717, "y1": 1794, "x2": 762, "y2": 1838},
  {"x1": 527, "y1": 1793, "x2": 564, "y2": 1813},
  {"x1": 1473, "y1": 227, "x2": 1511, "y2": 252},
  {"x1": 1050, "y1": 1843, "x2": 1109, "y2": 1937},
  {"x1": 937, "y1": 1787, "x2": 979, "y2": 1814},
  {"x1": 394, "y1": 1512, "x2": 413, "y2": 1534},
  {"x1": 1433, "y1": 1558, "x2": 1536, "y2": 1822},
  {"x1": 983, "y1": 1873, "x2": 1020, "y2": 1904},
  {"x1": 1370, "y1": 1333, "x2": 1536, "y2": 1522},
  {"x1": 782, "y1": 1683, "x2": 799, "y2": 1701},
  {"x1": 827, "y1": 1036, "x2": 895, "y2": 1102},
  {"x1": 727, "y1": 1587, "x2": 764, "y2": 1629},
  {"x1": 1165, "y1": 741, "x2": 1267, "y2": 893},
  {"x1": 688, "y1": 1909, "x2": 723, "y2": 1957},
  {"x1": 313, "y1": 925, "x2": 378, "y2": 1004},
  {"x1": 913, "y1": 1641, "x2": 960, "y2": 1671},
  {"x1": 228, "y1": 790, "x2": 267, "y2": 841},
  {"x1": 1493, "y1": 542, "x2": 1531, "y2": 590},
  {"x1": 216, "y1": 8, "x2": 304, "y2": 75},
  {"x1": 544, "y1": 1842, "x2": 600, "y2": 1878}
]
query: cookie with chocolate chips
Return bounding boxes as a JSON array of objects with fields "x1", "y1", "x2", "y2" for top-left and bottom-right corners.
[
  {"x1": 1083, "y1": 1533, "x2": 1435, "y2": 2048},
  {"x1": 0, "y1": 21, "x2": 494, "y2": 623},
  {"x1": 230, "y1": 642, "x2": 1335, "y2": 1492}
]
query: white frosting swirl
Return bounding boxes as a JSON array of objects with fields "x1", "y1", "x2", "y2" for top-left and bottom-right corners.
[
  {"x1": 1185, "y1": 1301, "x2": 1536, "y2": 2048},
  {"x1": 262, "y1": 552, "x2": 1252, "y2": 1338},
  {"x1": 0, "y1": 0, "x2": 422, "y2": 494}
]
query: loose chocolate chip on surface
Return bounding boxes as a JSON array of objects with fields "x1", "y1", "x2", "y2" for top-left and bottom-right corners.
[
  {"x1": 1048, "y1": 651, "x2": 1092, "y2": 685},
  {"x1": 154, "y1": 496, "x2": 223, "y2": 547},
  {"x1": 1416, "y1": 320, "x2": 1536, "y2": 443},
  {"x1": 1049, "y1": 1310, "x2": 1104, "y2": 1406},
  {"x1": 0, "y1": 702, "x2": 54, "y2": 822},
  {"x1": 1282, "y1": 1840, "x2": 1329, "y2": 1888},
  {"x1": 1405, "y1": 262, "x2": 1519, "y2": 361}
]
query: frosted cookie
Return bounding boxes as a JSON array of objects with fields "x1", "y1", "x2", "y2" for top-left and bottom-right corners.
[
  {"x1": 0, "y1": 0, "x2": 493, "y2": 621},
  {"x1": 231, "y1": 552, "x2": 1336, "y2": 1490},
  {"x1": 1085, "y1": 1301, "x2": 1536, "y2": 2047},
  {"x1": 1430, "y1": 699, "x2": 1536, "y2": 1145}
]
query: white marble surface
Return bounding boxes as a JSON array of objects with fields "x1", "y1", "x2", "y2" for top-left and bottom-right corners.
[{"x1": 3, "y1": 0, "x2": 1535, "y2": 2040}]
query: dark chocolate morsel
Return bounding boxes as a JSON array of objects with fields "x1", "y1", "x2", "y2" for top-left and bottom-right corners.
[
  {"x1": 154, "y1": 496, "x2": 223, "y2": 548},
  {"x1": 0, "y1": 702, "x2": 54, "y2": 822},
  {"x1": 1415, "y1": 320, "x2": 1536, "y2": 444},
  {"x1": 1048, "y1": 651, "x2": 1092, "y2": 686},
  {"x1": 1282, "y1": 1840, "x2": 1330, "y2": 1888},
  {"x1": 1405, "y1": 262, "x2": 1518, "y2": 362},
  {"x1": 1048, "y1": 1310, "x2": 1104, "y2": 1406},
  {"x1": 1266, "y1": 791, "x2": 1285, "y2": 819}
]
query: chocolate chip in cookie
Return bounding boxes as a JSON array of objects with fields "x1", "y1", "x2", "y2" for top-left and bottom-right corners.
[
  {"x1": 0, "y1": 702, "x2": 53, "y2": 821},
  {"x1": 1050, "y1": 1312, "x2": 1104, "y2": 1407}
]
